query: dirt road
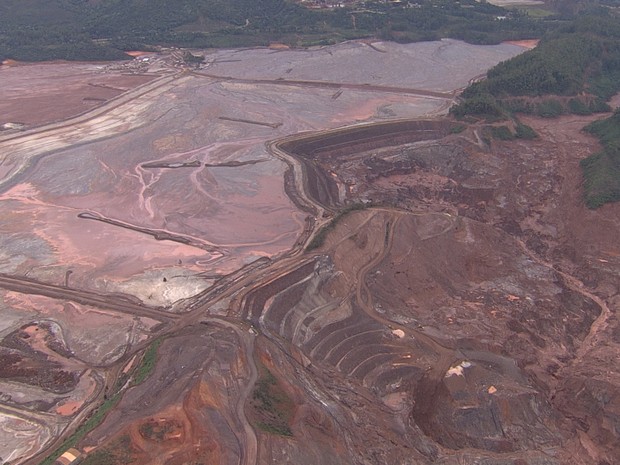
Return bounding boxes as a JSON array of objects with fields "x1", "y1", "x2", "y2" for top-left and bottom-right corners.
[{"x1": 0, "y1": 274, "x2": 174, "y2": 322}]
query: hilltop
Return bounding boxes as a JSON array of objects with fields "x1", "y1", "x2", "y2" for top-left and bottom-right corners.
[{"x1": 0, "y1": 0, "x2": 550, "y2": 61}]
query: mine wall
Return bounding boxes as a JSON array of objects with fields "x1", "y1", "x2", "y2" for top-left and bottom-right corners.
[{"x1": 277, "y1": 119, "x2": 456, "y2": 210}]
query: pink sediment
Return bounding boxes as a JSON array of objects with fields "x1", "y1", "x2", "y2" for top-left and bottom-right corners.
[
  {"x1": 125, "y1": 51, "x2": 157, "y2": 57},
  {"x1": 0, "y1": 63, "x2": 154, "y2": 125},
  {"x1": 56, "y1": 400, "x2": 82, "y2": 416}
]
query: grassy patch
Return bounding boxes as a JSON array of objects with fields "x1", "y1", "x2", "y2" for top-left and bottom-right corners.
[
  {"x1": 568, "y1": 98, "x2": 592, "y2": 115},
  {"x1": 581, "y1": 111, "x2": 620, "y2": 208},
  {"x1": 535, "y1": 99, "x2": 565, "y2": 118},
  {"x1": 131, "y1": 337, "x2": 162, "y2": 386},
  {"x1": 515, "y1": 122, "x2": 538, "y2": 139},
  {"x1": 581, "y1": 151, "x2": 620, "y2": 208},
  {"x1": 250, "y1": 366, "x2": 294, "y2": 437},
  {"x1": 516, "y1": 6, "x2": 554, "y2": 18},
  {"x1": 490, "y1": 125, "x2": 515, "y2": 140},
  {"x1": 306, "y1": 203, "x2": 369, "y2": 251},
  {"x1": 450, "y1": 124, "x2": 467, "y2": 134},
  {"x1": 38, "y1": 338, "x2": 163, "y2": 465},
  {"x1": 39, "y1": 394, "x2": 123, "y2": 465},
  {"x1": 450, "y1": 94, "x2": 505, "y2": 120},
  {"x1": 138, "y1": 418, "x2": 182, "y2": 442}
]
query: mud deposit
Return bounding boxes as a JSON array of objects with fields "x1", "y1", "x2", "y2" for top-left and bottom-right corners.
[
  {"x1": 258, "y1": 115, "x2": 619, "y2": 464},
  {"x1": 3, "y1": 39, "x2": 618, "y2": 465}
]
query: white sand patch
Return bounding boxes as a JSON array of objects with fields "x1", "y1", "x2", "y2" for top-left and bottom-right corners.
[
  {"x1": 0, "y1": 413, "x2": 52, "y2": 463},
  {"x1": 445, "y1": 360, "x2": 472, "y2": 377},
  {"x1": 392, "y1": 328, "x2": 406, "y2": 338},
  {"x1": 108, "y1": 268, "x2": 211, "y2": 307}
]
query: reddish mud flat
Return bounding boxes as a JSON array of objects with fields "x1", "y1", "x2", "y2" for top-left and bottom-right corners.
[
  {"x1": 0, "y1": 40, "x2": 537, "y2": 465},
  {"x1": 0, "y1": 62, "x2": 155, "y2": 127},
  {"x1": 504, "y1": 39, "x2": 540, "y2": 49},
  {"x1": 0, "y1": 40, "x2": 527, "y2": 308}
]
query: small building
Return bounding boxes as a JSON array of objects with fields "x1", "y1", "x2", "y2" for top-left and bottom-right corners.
[{"x1": 54, "y1": 448, "x2": 82, "y2": 465}]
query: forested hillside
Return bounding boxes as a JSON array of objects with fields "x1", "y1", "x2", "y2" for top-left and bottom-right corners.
[
  {"x1": 452, "y1": 11, "x2": 620, "y2": 118},
  {"x1": 451, "y1": 8, "x2": 620, "y2": 209},
  {"x1": 0, "y1": 0, "x2": 549, "y2": 61}
]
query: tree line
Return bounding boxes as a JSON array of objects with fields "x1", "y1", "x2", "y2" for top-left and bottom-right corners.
[{"x1": 1, "y1": 0, "x2": 556, "y2": 62}]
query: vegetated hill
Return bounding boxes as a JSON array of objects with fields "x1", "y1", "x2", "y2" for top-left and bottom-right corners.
[
  {"x1": 452, "y1": 11, "x2": 620, "y2": 118},
  {"x1": 581, "y1": 109, "x2": 620, "y2": 208},
  {"x1": 0, "y1": 0, "x2": 550, "y2": 61},
  {"x1": 0, "y1": 0, "x2": 131, "y2": 61},
  {"x1": 450, "y1": 9, "x2": 620, "y2": 209}
]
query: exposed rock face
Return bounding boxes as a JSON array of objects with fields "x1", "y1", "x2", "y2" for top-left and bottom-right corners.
[{"x1": 413, "y1": 358, "x2": 561, "y2": 452}]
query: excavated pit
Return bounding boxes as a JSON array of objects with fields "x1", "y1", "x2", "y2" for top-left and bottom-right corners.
[
  {"x1": 243, "y1": 115, "x2": 620, "y2": 464},
  {"x1": 2, "y1": 41, "x2": 619, "y2": 465},
  {"x1": 278, "y1": 120, "x2": 456, "y2": 209}
]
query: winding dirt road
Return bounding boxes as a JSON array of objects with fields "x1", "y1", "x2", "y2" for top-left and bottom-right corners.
[
  {"x1": 204, "y1": 318, "x2": 258, "y2": 465},
  {"x1": 191, "y1": 70, "x2": 457, "y2": 100}
]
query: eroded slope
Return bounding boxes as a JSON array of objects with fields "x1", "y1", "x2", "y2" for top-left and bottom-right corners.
[{"x1": 244, "y1": 116, "x2": 620, "y2": 464}]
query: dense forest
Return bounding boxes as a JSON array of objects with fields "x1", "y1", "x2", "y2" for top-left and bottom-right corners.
[
  {"x1": 451, "y1": 11, "x2": 620, "y2": 118},
  {"x1": 0, "y1": 0, "x2": 553, "y2": 62}
]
